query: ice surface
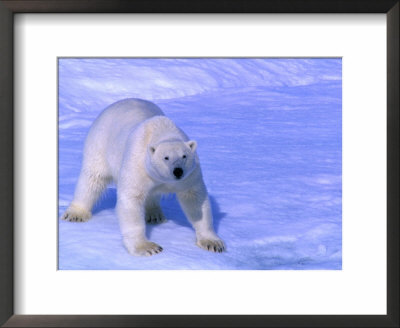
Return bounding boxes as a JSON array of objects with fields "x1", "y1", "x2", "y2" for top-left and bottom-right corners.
[{"x1": 58, "y1": 58, "x2": 342, "y2": 270}]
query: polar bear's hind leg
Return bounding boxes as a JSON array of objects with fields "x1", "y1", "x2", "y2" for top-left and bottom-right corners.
[
  {"x1": 61, "y1": 168, "x2": 111, "y2": 223},
  {"x1": 61, "y1": 203, "x2": 92, "y2": 222},
  {"x1": 145, "y1": 195, "x2": 166, "y2": 224}
]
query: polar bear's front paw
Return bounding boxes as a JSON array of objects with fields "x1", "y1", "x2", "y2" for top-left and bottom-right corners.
[
  {"x1": 60, "y1": 205, "x2": 91, "y2": 222},
  {"x1": 145, "y1": 207, "x2": 167, "y2": 224},
  {"x1": 123, "y1": 238, "x2": 163, "y2": 256},
  {"x1": 197, "y1": 238, "x2": 226, "y2": 253}
]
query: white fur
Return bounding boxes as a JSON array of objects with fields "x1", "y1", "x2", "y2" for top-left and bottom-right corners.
[{"x1": 61, "y1": 98, "x2": 225, "y2": 256}]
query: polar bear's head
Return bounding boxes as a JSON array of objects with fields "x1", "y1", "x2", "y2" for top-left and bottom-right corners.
[{"x1": 146, "y1": 139, "x2": 198, "y2": 183}]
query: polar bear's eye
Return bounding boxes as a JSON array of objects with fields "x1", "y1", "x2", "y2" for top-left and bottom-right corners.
[
  {"x1": 182, "y1": 155, "x2": 187, "y2": 159},
  {"x1": 164, "y1": 156, "x2": 169, "y2": 160}
]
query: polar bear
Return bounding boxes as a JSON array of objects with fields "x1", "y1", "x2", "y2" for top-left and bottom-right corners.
[{"x1": 60, "y1": 98, "x2": 225, "y2": 256}]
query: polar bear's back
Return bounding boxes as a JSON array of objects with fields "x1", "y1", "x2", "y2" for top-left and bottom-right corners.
[
  {"x1": 82, "y1": 99, "x2": 165, "y2": 176},
  {"x1": 87, "y1": 98, "x2": 164, "y2": 145},
  {"x1": 96, "y1": 98, "x2": 164, "y2": 128}
]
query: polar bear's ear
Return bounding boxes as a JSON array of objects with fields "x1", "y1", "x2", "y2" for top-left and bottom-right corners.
[
  {"x1": 186, "y1": 140, "x2": 197, "y2": 152},
  {"x1": 149, "y1": 145, "x2": 156, "y2": 154}
]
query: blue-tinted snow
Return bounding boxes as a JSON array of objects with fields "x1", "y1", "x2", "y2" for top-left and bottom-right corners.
[{"x1": 58, "y1": 58, "x2": 342, "y2": 270}]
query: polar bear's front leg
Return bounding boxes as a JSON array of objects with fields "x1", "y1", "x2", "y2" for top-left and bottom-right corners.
[
  {"x1": 177, "y1": 183, "x2": 225, "y2": 253},
  {"x1": 116, "y1": 194, "x2": 163, "y2": 256}
]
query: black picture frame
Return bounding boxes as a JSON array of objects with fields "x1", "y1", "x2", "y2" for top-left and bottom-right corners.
[{"x1": 0, "y1": 1, "x2": 398, "y2": 327}]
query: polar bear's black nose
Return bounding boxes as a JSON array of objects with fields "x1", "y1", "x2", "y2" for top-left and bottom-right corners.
[{"x1": 173, "y1": 167, "x2": 183, "y2": 179}]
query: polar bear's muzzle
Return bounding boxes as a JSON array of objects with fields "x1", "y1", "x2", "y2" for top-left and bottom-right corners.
[{"x1": 173, "y1": 167, "x2": 184, "y2": 179}]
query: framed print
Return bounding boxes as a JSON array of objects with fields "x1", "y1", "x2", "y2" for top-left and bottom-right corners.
[{"x1": 1, "y1": 1, "x2": 398, "y2": 327}]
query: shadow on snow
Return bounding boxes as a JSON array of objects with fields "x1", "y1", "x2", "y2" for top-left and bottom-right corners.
[{"x1": 92, "y1": 187, "x2": 226, "y2": 233}]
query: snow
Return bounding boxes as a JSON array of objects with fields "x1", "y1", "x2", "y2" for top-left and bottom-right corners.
[{"x1": 58, "y1": 58, "x2": 342, "y2": 270}]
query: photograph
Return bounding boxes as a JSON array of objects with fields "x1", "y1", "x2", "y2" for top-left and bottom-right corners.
[{"x1": 58, "y1": 58, "x2": 342, "y2": 270}]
